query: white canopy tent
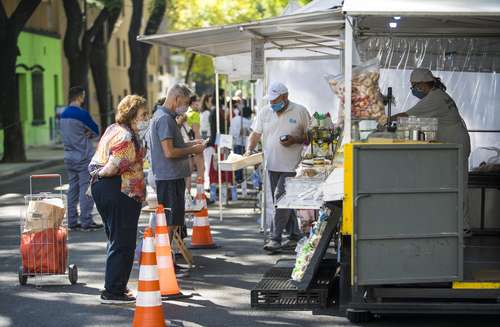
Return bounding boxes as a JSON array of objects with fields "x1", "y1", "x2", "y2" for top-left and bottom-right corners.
[{"x1": 139, "y1": 0, "x2": 345, "y2": 223}]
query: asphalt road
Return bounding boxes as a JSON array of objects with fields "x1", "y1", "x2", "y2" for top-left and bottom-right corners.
[{"x1": 0, "y1": 165, "x2": 498, "y2": 326}]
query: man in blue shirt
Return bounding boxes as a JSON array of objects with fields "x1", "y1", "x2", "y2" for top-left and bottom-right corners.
[{"x1": 60, "y1": 86, "x2": 103, "y2": 231}]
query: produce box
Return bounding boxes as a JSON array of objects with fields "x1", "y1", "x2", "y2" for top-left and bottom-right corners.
[{"x1": 219, "y1": 152, "x2": 263, "y2": 171}]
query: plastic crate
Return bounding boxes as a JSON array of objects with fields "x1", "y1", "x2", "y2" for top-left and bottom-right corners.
[{"x1": 251, "y1": 259, "x2": 337, "y2": 310}]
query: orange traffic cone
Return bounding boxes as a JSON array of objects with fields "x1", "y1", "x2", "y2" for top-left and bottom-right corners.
[
  {"x1": 132, "y1": 228, "x2": 166, "y2": 327},
  {"x1": 190, "y1": 206, "x2": 217, "y2": 249},
  {"x1": 194, "y1": 177, "x2": 207, "y2": 209},
  {"x1": 155, "y1": 205, "x2": 181, "y2": 299}
]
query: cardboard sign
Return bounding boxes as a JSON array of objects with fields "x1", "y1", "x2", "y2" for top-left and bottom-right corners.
[{"x1": 251, "y1": 39, "x2": 265, "y2": 80}]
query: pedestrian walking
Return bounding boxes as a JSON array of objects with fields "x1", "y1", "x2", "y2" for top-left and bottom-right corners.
[
  {"x1": 60, "y1": 86, "x2": 103, "y2": 231},
  {"x1": 148, "y1": 84, "x2": 205, "y2": 269},
  {"x1": 246, "y1": 82, "x2": 310, "y2": 252},
  {"x1": 89, "y1": 95, "x2": 149, "y2": 304}
]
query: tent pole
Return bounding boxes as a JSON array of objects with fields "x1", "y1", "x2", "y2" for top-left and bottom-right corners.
[
  {"x1": 229, "y1": 82, "x2": 234, "y2": 202},
  {"x1": 216, "y1": 72, "x2": 223, "y2": 221},
  {"x1": 344, "y1": 16, "x2": 353, "y2": 143}
]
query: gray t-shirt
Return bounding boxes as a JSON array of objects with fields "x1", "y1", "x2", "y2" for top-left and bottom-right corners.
[{"x1": 148, "y1": 107, "x2": 190, "y2": 180}]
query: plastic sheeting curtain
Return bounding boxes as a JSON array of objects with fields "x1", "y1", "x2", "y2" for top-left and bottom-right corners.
[{"x1": 356, "y1": 37, "x2": 500, "y2": 167}]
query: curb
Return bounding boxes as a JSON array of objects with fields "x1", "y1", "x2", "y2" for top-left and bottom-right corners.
[{"x1": 0, "y1": 159, "x2": 65, "y2": 181}]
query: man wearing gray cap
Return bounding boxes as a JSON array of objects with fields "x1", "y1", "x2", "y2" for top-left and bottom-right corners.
[
  {"x1": 393, "y1": 68, "x2": 471, "y2": 234},
  {"x1": 246, "y1": 82, "x2": 311, "y2": 252}
]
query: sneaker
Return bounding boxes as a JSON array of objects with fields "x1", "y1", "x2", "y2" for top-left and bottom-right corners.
[
  {"x1": 100, "y1": 290, "x2": 135, "y2": 304},
  {"x1": 282, "y1": 238, "x2": 298, "y2": 249},
  {"x1": 263, "y1": 240, "x2": 281, "y2": 251},
  {"x1": 68, "y1": 223, "x2": 81, "y2": 231},
  {"x1": 81, "y1": 222, "x2": 104, "y2": 232}
]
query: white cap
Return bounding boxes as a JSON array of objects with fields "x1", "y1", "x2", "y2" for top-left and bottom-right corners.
[
  {"x1": 410, "y1": 68, "x2": 435, "y2": 83},
  {"x1": 265, "y1": 82, "x2": 288, "y2": 101}
]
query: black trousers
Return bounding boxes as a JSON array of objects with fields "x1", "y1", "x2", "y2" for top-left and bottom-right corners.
[
  {"x1": 156, "y1": 179, "x2": 186, "y2": 226},
  {"x1": 91, "y1": 176, "x2": 141, "y2": 295}
]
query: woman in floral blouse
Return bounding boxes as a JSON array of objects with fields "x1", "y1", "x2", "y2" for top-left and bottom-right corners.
[{"x1": 89, "y1": 95, "x2": 149, "y2": 304}]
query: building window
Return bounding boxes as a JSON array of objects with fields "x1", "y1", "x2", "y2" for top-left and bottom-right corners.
[
  {"x1": 123, "y1": 40, "x2": 127, "y2": 67},
  {"x1": 117, "y1": 95, "x2": 122, "y2": 105},
  {"x1": 32, "y1": 71, "x2": 45, "y2": 125},
  {"x1": 159, "y1": 65, "x2": 164, "y2": 75},
  {"x1": 116, "y1": 38, "x2": 121, "y2": 66},
  {"x1": 124, "y1": 89, "x2": 128, "y2": 96},
  {"x1": 149, "y1": 74, "x2": 154, "y2": 83}
]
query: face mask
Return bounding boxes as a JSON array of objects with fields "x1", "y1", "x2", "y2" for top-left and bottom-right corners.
[
  {"x1": 137, "y1": 120, "x2": 149, "y2": 132},
  {"x1": 271, "y1": 100, "x2": 286, "y2": 112},
  {"x1": 176, "y1": 105, "x2": 188, "y2": 115},
  {"x1": 136, "y1": 120, "x2": 149, "y2": 139},
  {"x1": 411, "y1": 87, "x2": 426, "y2": 99}
]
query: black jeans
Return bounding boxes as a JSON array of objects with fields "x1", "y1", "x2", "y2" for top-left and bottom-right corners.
[{"x1": 91, "y1": 176, "x2": 141, "y2": 295}]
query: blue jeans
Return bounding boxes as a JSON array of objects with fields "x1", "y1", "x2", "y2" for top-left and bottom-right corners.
[{"x1": 65, "y1": 161, "x2": 94, "y2": 228}]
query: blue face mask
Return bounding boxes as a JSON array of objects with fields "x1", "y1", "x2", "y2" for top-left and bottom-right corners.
[
  {"x1": 411, "y1": 88, "x2": 426, "y2": 99},
  {"x1": 271, "y1": 100, "x2": 286, "y2": 112}
]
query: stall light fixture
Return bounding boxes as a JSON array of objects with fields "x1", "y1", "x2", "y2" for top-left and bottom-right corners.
[
  {"x1": 393, "y1": 16, "x2": 401, "y2": 20},
  {"x1": 389, "y1": 21, "x2": 398, "y2": 28}
]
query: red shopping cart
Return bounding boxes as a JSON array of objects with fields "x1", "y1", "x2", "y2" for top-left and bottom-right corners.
[{"x1": 18, "y1": 174, "x2": 78, "y2": 286}]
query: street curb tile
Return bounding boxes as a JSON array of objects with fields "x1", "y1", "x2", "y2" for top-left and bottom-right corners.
[{"x1": 0, "y1": 159, "x2": 64, "y2": 180}]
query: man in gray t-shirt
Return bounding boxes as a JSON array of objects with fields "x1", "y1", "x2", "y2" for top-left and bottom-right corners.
[{"x1": 148, "y1": 84, "x2": 205, "y2": 237}]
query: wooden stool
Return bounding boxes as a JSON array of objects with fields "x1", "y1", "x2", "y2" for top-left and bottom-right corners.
[{"x1": 142, "y1": 206, "x2": 194, "y2": 268}]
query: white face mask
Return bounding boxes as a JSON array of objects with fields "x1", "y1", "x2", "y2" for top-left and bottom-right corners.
[
  {"x1": 137, "y1": 120, "x2": 149, "y2": 132},
  {"x1": 176, "y1": 105, "x2": 188, "y2": 115}
]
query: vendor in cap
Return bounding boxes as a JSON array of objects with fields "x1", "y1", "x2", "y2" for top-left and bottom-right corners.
[
  {"x1": 393, "y1": 68, "x2": 471, "y2": 233},
  {"x1": 246, "y1": 82, "x2": 311, "y2": 252}
]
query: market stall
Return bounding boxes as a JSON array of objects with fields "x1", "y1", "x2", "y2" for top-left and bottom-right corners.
[{"x1": 138, "y1": 1, "x2": 345, "y2": 222}]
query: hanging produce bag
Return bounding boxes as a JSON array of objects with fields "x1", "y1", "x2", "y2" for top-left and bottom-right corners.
[{"x1": 326, "y1": 59, "x2": 386, "y2": 123}]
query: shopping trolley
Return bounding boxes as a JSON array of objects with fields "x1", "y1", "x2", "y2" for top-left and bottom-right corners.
[{"x1": 18, "y1": 174, "x2": 78, "y2": 286}]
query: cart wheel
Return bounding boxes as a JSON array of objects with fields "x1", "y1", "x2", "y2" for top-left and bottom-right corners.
[
  {"x1": 346, "y1": 309, "x2": 371, "y2": 323},
  {"x1": 18, "y1": 266, "x2": 27, "y2": 286},
  {"x1": 68, "y1": 264, "x2": 78, "y2": 285}
]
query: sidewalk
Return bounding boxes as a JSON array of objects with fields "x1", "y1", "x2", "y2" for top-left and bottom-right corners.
[{"x1": 0, "y1": 145, "x2": 65, "y2": 179}]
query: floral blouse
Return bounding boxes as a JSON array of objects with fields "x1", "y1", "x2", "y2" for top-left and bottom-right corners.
[{"x1": 89, "y1": 123, "x2": 145, "y2": 202}]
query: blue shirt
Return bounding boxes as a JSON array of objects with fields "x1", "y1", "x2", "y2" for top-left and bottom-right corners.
[
  {"x1": 148, "y1": 107, "x2": 190, "y2": 180},
  {"x1": 60, "y1": 106, "x2": 99, "y2": 165}
]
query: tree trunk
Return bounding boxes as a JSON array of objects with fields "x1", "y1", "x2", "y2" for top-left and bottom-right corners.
[
  {"x1": 184, "y1": 53, "x2": 197, "y2": 84},
  {"x1": 90, "y1": 35, "x2": 109, "y2": 130},
  {"x1": 63, "y1": 0, "x2": 109, "y2": 109},
  {"x1": 90, "y1": 8, "x2": 121, "y2": 131},
  {"x1": 128, "y1": 0, "x2": 166, "y2": 96},
  {"x1": 0, "y1": 37, "x2": 26, "y2": 162},
  {"x1": 0, "y1": 0, "x2": 41, "y2": 162}
]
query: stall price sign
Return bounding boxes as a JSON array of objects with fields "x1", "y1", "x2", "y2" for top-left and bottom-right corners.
[
  {"x1": 251, "y1": 39, "x2": 265, "y2": 80},
  {"x1": 219, "y1": 134, "x2": 233, "y2": 149}
]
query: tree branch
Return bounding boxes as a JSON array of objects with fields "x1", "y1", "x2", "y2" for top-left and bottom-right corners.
[
  {"x1": 10, "y1": 0, "x2": 42, "y2": 36},
  {"x1": 106, "y1": 5, "x2": 122, "y2": 41},
  {"x1": 84, "y1": 7, "x2": 109, "y2": 47},
  {"x1": 0, "y1": 2, "x2": 7, "y2": 27},
  {"x1": 184, "y1": 53, "x2": 196, "y2": 84},
  {"x1": 63, "y1": 0, "x2": 83, "y2": 60},
  {"x1": 144, "y1": 0, "x2": 166, "y2": 36}
]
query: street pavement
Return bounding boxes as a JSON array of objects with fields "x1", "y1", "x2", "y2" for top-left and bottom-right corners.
[{"x1": 0, "y1": 165, "x2": 499, "y2": 326}]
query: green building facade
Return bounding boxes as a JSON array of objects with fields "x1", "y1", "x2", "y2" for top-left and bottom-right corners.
[{"x1": 0, "y1": 31, "x2": 64, "y2": 153}]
